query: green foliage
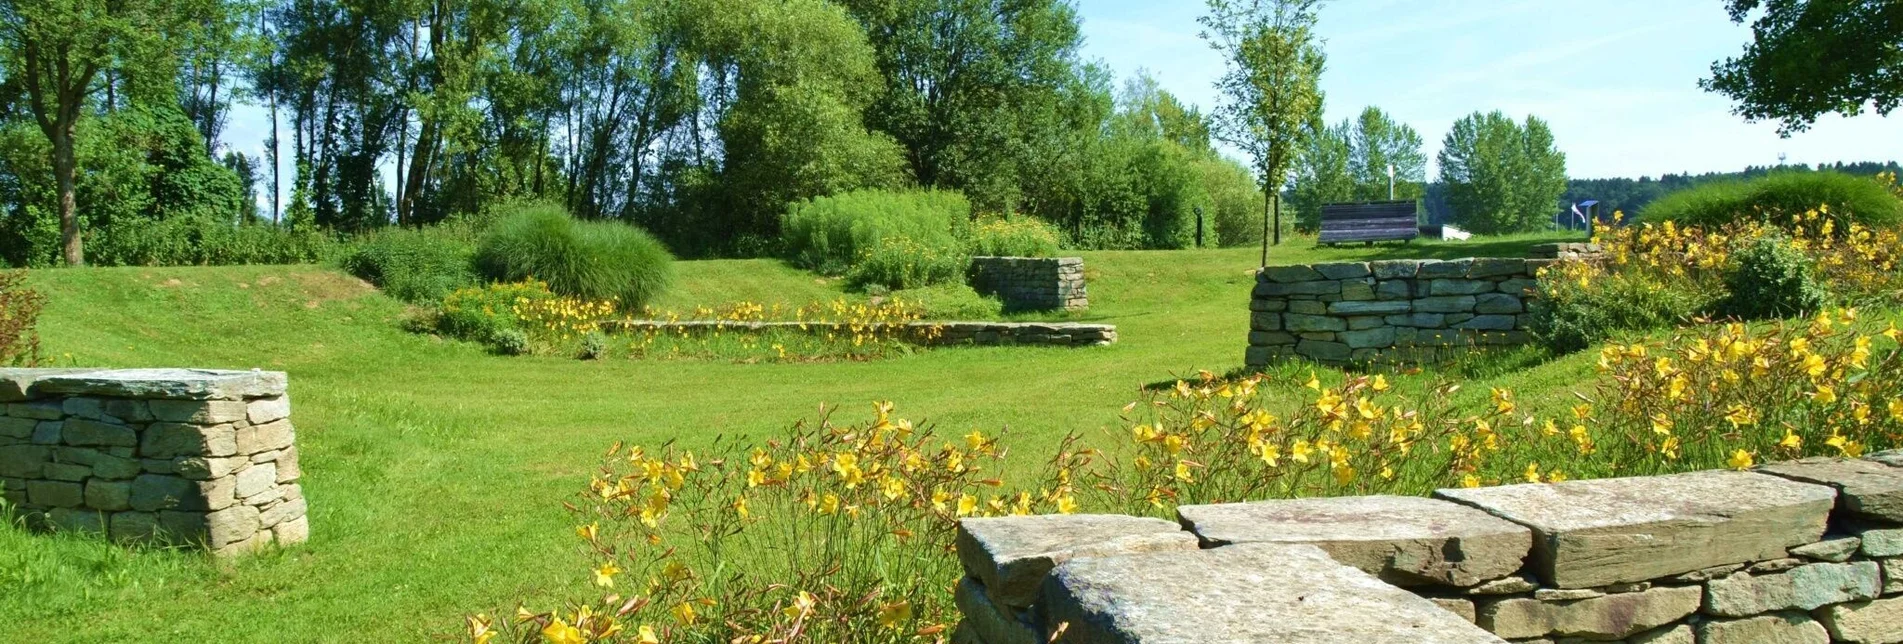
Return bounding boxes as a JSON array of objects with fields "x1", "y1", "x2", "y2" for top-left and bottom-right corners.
[
  {"x1": 1722, "y1": 235, "x2": 1828, "y2": 320},
  {"x1": 1201, "y1": 0, "x2": 1326, "y2": 248},
  {"x1": 337, "y1": 226, "x2": 479, "y2": 303},
  {"x1": 968, "y1": 217, "x2": 1062, "y2": 258},
  {"x1": 578, "y1": 332, "x2": 608, "y2": 361},
  {"x1": 1288, "y1": 117, "x2": 1354, "y2": 233},
  {"x1": 85, "y1": 218, "x2": 339, "y2": 267},
  {"x1": 1640, "y1": 171, "x2": 1903, "y2": 230},
  {"x1": 1349, "y1": 107, "x2": 1428, "y2": 202},
  {"x1": 476, "y1": 204, "x2": 675, "y2": 309},
  {"x1": 780, "y1": 189, "x2": 971, "y2": 289},
  {"x1": 891, "y1": 283, "x2": 1004, "y2": 320},
  {"x1": 436, "y1": 281, "x2": 555, "y2": 343},
  {"x1": 491, "y1": 329, "x2": 531, "y2": 356},
  {"x1": 1438, "y1": 111, "x2": 1568, "y2": 234},
  {"x1": 1703, "y1": 0, "x2": 1903, "y2": 135},
  {"x1": 1198, "y1": 156, "x2": 1265, "y2": 247},
  {"x1": 1527, "y1": 272, "x2": 1715, "y2": 355}
]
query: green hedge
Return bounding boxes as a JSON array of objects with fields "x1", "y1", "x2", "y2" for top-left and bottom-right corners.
[
  {"x1": 781, "y1": 189, "x2": 972, "y2": 289},
  {"x1": 475, "y1": 204, "x2": 675, "y2": 309},
  {"x1": 1641, "y1": 171, "x2": 1903, "y2": 231},
  {"x1": 336, "y1": 225, "x2": 479, "y2": 303}
]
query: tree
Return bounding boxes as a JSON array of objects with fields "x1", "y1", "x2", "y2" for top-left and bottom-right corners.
[
  {"x1": 1286, "y1": 115, "x2": 1351, "y2": 232},
  {"x1": 1437, "y1": 111, "x2": 1568, "y2": 234},
  {"x1": 1349, "y1": 106, "x2": 1425, "y2": 202},
  {"x1": 1704, "y1": 0, "x2": 1903, "y2": 135},
  {"x1": 0, "y1": 0, "x2": 202, "y2": 265},
  {"x1": 1200, "y1": 0, "x2": 1325, "y2": 263}
]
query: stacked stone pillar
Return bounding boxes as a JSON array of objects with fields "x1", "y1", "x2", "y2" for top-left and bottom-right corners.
[
  {"x1": 0, "y1": 368, "x2": 306, "y2": 556},
  {"x1": 967, "y1": 257, "x2": 1088, "y2": 313}
]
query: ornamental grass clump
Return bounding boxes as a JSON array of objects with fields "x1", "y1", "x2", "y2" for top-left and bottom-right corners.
[
  {"x1": 477, "y1": 204, "x2": 675, "y2": 310},
  {"x1": 781, "y1": 190, "x2": 971, "y2": 290}
]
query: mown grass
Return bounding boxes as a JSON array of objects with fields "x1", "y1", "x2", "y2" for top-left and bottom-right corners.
[{"x1": 0, "y1": 233, "x2": 1589, "y2": 642}]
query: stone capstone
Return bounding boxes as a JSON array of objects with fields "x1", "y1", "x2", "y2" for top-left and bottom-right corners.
[
  {"x1": 1789, "y1": 535, "x2": 1861, "y2": 562},
  {"x1": 1176, "y1": 495, "x2": 1530, "y2": 587},
  {"x1": 1040, "y1": 543, "x2": 1506, "y2": 643},
  {"x1": 1758, "y1": 457, "x2": 1903, "y2": 524},
  {"x1": 1437, "y1": 470, "x2": 1835, "y2": 588},
  {"x1": 1816, "y1": 596, "x2": 1903, "y2": 643},
  {"x1": 25, "y1": 368, "x2": 286, "y2": 401},
  {"x1": 953, "y1": 577, "x2": 1036, "y2": 644},
  {"x1": 954, "y1": 514, "x2": 1197, "y2": 609}
]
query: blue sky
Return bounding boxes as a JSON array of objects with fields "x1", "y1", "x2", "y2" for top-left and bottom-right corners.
[
  {"x1": 1077, "y1": 0, "x2": 1901, "y2": 179},
  {"x1": 223, "y1": 0, "x2": 1903, "y2": 208}
]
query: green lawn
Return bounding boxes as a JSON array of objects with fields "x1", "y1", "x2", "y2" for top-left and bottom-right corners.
[{"x1": 0, "y1": 234, "x2": 1591, "y2": 642}]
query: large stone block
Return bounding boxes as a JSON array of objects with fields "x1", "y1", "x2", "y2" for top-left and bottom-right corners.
[
  {"x1": 954, "y1": 514, "x2": 1196, "y2": 609},
  {"x1": 1176, "y1": 495, "x2": 1530, "y2": 587},
  {"x1": 1040, "y1": 543, "x2": 1505, "y2": 643},
  {"x1": 1466, "y1": 257, "x2": 1527, "y2": 278},
  {"x1": 236, "y1": 420, "x2": 294, "y2": 455},
  {"x1": 1416, "y1": 296, "x2": 1478, "y2": 313},
  {"x1": 129, "y1": 473, "x2": 201, "y2": 512},
  {"x1": 61, "y1": 418, "x2": 137, "y2": 447},
  {"x1": 1473, "y1": 293, "x2": 1525, "y2": 315},
  {"x1": 1476, "y1": 585, "x2": 1700, "y2": 640},
  {"x1": 236, "y1": 462, "x2": 277, "y2": 497},
  {"x1": 953, "y1": 577, "x2": 1036, "y2": 644},
  {"x1": 1431, "y1": 279, "x2": 1497, "y2": 296},
  {"x1": 1371, "y1": 260, "x2": 1423, "y2": 279},
  {"x1": 247, "y1": 396, "x2": 290, "y2": 425},
  {"x1": 29, "y1": 368, "x2": 286, "y2": 401},
  {"x1": 1261, "y1": 265, "x2": 1325, "y2": 283},
  {"x1": 84, "y1": 479, "x2": 132, "y2": 511},
  {"x1": 1341, "y1": 327, "x2": 1397, "y2": 349},
  {"x1": 1418, "y1": 259, "x2": 1474, "y2": 279},
  {"x1": 46, "y1": 507, "x2": 106, "y2": 535},
  {"x1": 1284, "y1": 313, "x2": 1348, "y2": 333},
  {"x1": 1697, "y1": 612, "x2": 1830, "y2": 644},
  {"x1": 1703, "y1": 561, "x2": 1880, "y2": 616},
  {"x1": 1817, "y1": 597, "x2": 1903, "y2": 643},
  {"x1": 28, "y1": 479, "x2": 83, "y2": 507},
  {"x1": 0, "y1": 444, "x2": 49, "y2": 478},
  {"x1": 1455, "y1": 315, "x2": 1518, "y2": 331},
  {"x1": 147, "y1": 399, "x2": 247, "y2": 424},
  {"x1": 1314, "y1": 262, "x2": 1373, "y2": 280},
  {"x1": 1297, "y1": 339, "x2": 1353, "y2": 362},
  {"x1": 1250, "y1": 311, "x2": 1282, "y2": 331},
  {"x1": 1758, "y1": 457, "x2": 1903, "y2": 524},
  {"x1": 0, "y1": 416, "x2": 34, "y2": 439},
  {"x1": 1437, "y1": 470, "x2": 1835, "y2": 588},
  {"x1": 206, "y1": 503, "x2": 260, "y2": 548},
  {"x1": 1329, "y1": 300, "x2": 1412, "y2": 315}
]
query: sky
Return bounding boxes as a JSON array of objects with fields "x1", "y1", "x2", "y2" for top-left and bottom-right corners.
[
  {"x1": 1077, "y1": 0, "x2": 1901, "y2": 180},
  {"x1": 222, "y1": 0, "x2": 1903, "y2": 209}
]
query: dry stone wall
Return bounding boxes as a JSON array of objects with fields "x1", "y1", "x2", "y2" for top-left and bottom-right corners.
[
  {"x1": 0, "y1": 368, "x2": 306, "y2": 556},
  {"x1": 951, "y1": 454, "x2": 1903, "y2": 643},
  {"x1": 968, "y1": 257, "x2": 1088, "y2": 313},
  {"x1": 1246, "y1": 243, "x2": 1601, "y2": 366}
]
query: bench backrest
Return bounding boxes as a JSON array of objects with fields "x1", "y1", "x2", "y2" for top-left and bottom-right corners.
[{"x1": 1318, "y1": 201, "x2": 1420, "y2": 244}]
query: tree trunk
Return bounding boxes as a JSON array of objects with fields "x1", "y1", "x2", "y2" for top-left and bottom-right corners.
[
  {"x1": 1273, "y1": 191, "x2": 1282, "y2": 247},
  {"x1": 54, "y1": 130, "x2": 81, "y2": 266},
  {"x1": 1259, "y1": 182, "x2": 1270, "y2": 267}
]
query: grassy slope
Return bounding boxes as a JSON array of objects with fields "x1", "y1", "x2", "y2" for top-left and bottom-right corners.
[{"x1": 0, "y1": 234, "x2": 1592, "y2": 642}]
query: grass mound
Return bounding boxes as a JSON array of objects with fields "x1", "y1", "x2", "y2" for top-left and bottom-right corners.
[{"x1": 1641, "y1": 171, "x2": 1903, "y2": 230}]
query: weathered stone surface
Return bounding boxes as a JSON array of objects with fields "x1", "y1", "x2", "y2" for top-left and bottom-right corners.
[
  {"x1": 1330, "y1": 300, "x2": 1412, "y2": 315},
  {"x1": 1431, "y1": 279, "x2": 1498, "y2": 296},
  {"x1": 102, "y1": 399, "x2": 151, "y2": 422},
  {"x1": 1419, "y1": 259, "x2": 1474, "y2": 279},
  {"x1": 1533, "y1": 588, "x2": 1603, "y2": 601},
  {"x1": 1250, "y1": 312, "x2": 1282, "y2": 332},
  {"x1": 1790, "y1": 536, "x2": 1861, "y2": 562},
  {"x1": 1342, "y1": 327, "x2": 1397, "y2": 349},
  {"x1": 1751, "y1": 558, "x2": 1809, "y2": 574},
  {"x1": 1860, "y1": 527, "x2": 1903, "y2": 557},
  {"x1": 1042, "y1": 543, "x2": 1505, "y2": 643},
  {"x1": 129, "y1": 473, "x2": 200, "y2": 512},
  {"x1": 30, "y1": 368, "x2": 286, "y2": 401},
  {"x1": 147, "y1": 399, "x2": 247, "y2": 424},
  {"x1": 1817, "y1": 597, "x2": 1903, "y2": 643},
  {"x1": 1668, "y1": 563, "x2": 1747, "y2": 583},
  {"x1": 246, "y1": 395, "x2": 290, "y2": 424},
  {"x1": 955, "y1": 514, "x2": 1196, "y2": 609},
  {"x1": 199, "y1": 475, "x2": 237, "y2": 511},
  {"x1": 1314, "y1": 262, "x2": 1373, "y2": 280},
  {"x1": 0, "y1": 368, "x2": 94, "y2": 401},
  {"x1": 1474, "y1": 293, "x2": 1525, "y2": 315},
  {"x1": 0, "y1": 444, "x2": 50, "y2": 478},
  {"x1": 1629, "y1": 624, "x2": 1695, "y2": 644},
  {"x1": 1467, "y1": 258, "x2": 1528, "y2": 278},
  {"x1": 7, "y1": 401, "x2": 63, "y2": 420},
  {"x1": 1261, "y1": 265, "x2": 1325, "y2": 283},
  {"x1": 235, "y1": 420, "x2": 294, "y2": 455},
  {"x1": 1697, "y1": 612, "x2": 1830, "y2": 644},
  {"x1": 259, "y1": 497, "x2": 306, "y2": 528},
  {"x1": 61, "y1": 418, "x2": 136, "y2": 447},
  {"x1": 30, "y1": 421, "x2": 58, "y2": 444},
  {"x1": 1431, "y1": 597, "x2": 1477, "y2": 623},
  {"x1": 84, "y1": 479, "x2": 132, "y2": 511},
  {"x1": 1376, "y1": 280, "x2": 1413, "y2": 300},
  {"x1": 273, "y1": 514, "x2": 309, "y2": 544},
  {"x1": 0, "y1": 417, "x2": 33, "y2": 439},
  {"x1": 1297, "y1": 339, "x2": 1353, "y2": 362},
  {"x1": 1867, "y1": 449, "x2": 1903, "y2": 469},
  {"x1": 1456, "y1": 315, "x2": 1518, "y2": 331},
  {"x1": 1759, "y1": 457, "x2": 1903, "y2": 523},
  {"x1": 1704, "y1": 561, "x2": 1879, "y2": 616},
  {"x1": 206, "y1": 503, "x2": 260, "y2": 548},
  {"x1": 1178, "y1": 495, "x2": 1530, "y2": 587},
  {"x1": 28, "y1": 479, "x2": 83, "y2": 507},
  {"x1": 953, "y1": 577, "x2": 1035, "y2": 644},
  {"x1": 235, "y1": 462, "x2": 277, "y2": 497},
  {"x1": 1416, "y1": 296, "x2": 1479, "y2": 313},
  {"x1": 1476, "y1": 585, "x2": 1700, "y2": 640},
  {"x1": 175, "y1": 455, "x2": 246, "y2": 481},
  {"x1": 41, "y1": 461, "x2": 89, "y2": 481},
  {"x1": 1437, "y1": 470, "x2": 1835, "y2": 588},
  {"x1": 1285, "y1": 313, "x2": 1348, "y2": 333},
  {"x1": 1883, "y1": 558, "x2": 1903, "y2": 594},
  {"x1": 109, "y1": 511, "x2": 161, "y2": 542},
  {"x1": 46, "y1": 507, "x2": 106, "y2": 535},
  {"x1": 1467, "y1": 575, "x2": 1539, "y2": 595}
]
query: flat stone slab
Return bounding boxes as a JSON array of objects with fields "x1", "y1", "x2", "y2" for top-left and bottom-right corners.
[
  {"x1": 1477, "y1": 585, "x2": 1702, "y2": 640},
  {"x1": 955, "y1": 514, "x2": 1196, "y2": 609},
  {"x1": 1176, "y1": 495, "x2": 1530, "y2": 587},
  {"x1": 1704, "y1": 561, "x2": 1880, "y2": 617},
  {"x1": 14, "y1": 369, "x2": 287, "y2": 401},
  {"x1": 1437, "y1": 470, "x2": 1835, "y2": 588},
  {"x1": 1040, "y1": 543, "x2": 1507, "y2": 643},
  {"x1": 0, "y1": 369, "x2": 97, "y2": 402},
  {"x1": 1759, "y1": 457, "x2": 1903, "y2": 523}
]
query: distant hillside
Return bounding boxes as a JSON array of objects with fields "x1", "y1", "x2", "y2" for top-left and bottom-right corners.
[{"x1": 1420, "y1": 161, "x2": 1902, "y2": 226}]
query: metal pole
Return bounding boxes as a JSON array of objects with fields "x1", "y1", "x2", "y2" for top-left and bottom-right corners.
[{"x1": 1388, "y1": 164, "x2": 1395, "y2": 201}]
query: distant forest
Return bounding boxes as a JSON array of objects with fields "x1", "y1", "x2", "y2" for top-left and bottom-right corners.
[{"x1": 1419, "y1": 161, "x2": 1903, "y2": 226}]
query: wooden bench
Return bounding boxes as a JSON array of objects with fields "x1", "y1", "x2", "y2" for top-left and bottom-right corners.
[{"x1": 1319, "y1": 200, "x2": 1419, "y2": 246}]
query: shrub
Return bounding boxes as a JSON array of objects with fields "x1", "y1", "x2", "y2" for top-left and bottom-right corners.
[
  {"x1": 577, "y1": 333, "x2": 608, "y2": 360},
  {"x1": 336, "y1": 225, "x2": 477, "y2": 303},
  {"x1": 476, "y1": 204, "x2": 675, "y2": 309},
  {"x1": 0, "y1": 271, "x2": 46, "y2": 366},
  {"x1": 436, "y1": 281, "x2": 559, "y2": 343},
  {"x1": 1527, "y1": 262, "x2": 1716, "y2": 355},
  {"x1": 491, "y1": 329, "x2": 530, "y2": 356},
  {"x1": 1641, "y1": 171, "x2": 1903, "y2": 231},
  {"x1": 967, "y1": 217, "x2": 1062, "y2": 258},
  {"x1": 846, "y1": 237, "x2": 968, "y2": 290},
  {"x1": 780, "y1": 189, "x2": 971, "y2": 288},
  {"x1": 83, "y1": 217, "x2": 341, "y2": 267},
  {"x1": 1721, "y1": 235, "x2": 1827, "y2": 320}
]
